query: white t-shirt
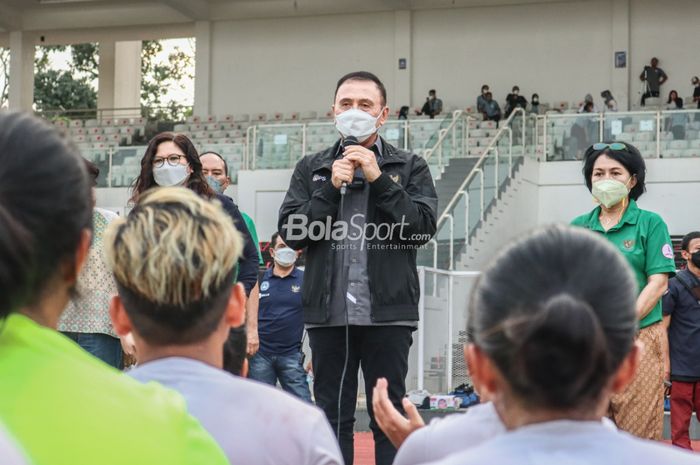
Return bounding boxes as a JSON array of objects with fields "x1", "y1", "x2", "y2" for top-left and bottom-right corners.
[
  {"x1": 394, "y1": 402, "x2": 505, "y2": 465},
  {"x1": 424, "y1": 419, "x2": 700, "y2": 465},
  {"x1": 129, "y1": 357, "x2": 342, "y2": 465}
]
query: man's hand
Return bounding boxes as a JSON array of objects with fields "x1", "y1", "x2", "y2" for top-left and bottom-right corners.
[
  {"x1": 331, "y1": 158, "x2": 355, "y2": 189},
  {"x1": 247, "y1": 326, "x2": 259, "y2": 356},
  {"x1": 372, "y1": 377, "x2": 425, "y2": 449},
  {"x1": 344, "y1": 145, "x2": 381, "y2": 182}
]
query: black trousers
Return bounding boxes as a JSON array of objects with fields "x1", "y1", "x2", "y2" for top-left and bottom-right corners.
[{"x1": 308, "y1": 325, "x2": 413, "y2": 465}]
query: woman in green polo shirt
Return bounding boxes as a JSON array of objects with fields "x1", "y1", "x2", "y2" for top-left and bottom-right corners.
[{"x1": 572, "y1": 142, "x2": 676, "y2": 441}]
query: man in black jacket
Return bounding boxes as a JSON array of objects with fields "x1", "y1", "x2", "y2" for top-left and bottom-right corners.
[{"x1": 278, "y1": 71, "x2": 437, "y2": 465}]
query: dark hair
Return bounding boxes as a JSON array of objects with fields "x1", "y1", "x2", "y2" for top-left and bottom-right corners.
[
  {"x1": 0, "y1": 112, "x2": 92, "y2": 318},
  {"x1": 270, "y1": 232, "x2": 282, "y2": 248},
  {"x1": 335, "y1": 71, "x2": 387, "y2": 106},
  {"x1": 681, "y1": 231, "x2": 700, "y2": 252},
  {"x1": 83, "y1": 158, "x2": 99, "y2": 187},
  {"x1": 582, "y1": 142, "x2": 646, "y2": 200},
  {"x1": 429, "y1": 89, "x2": 436, "y2": 95},
  {"x1": 223, "y1": 325, "x2": 247, "y2": 376},
  {"x1": 481, "y1": 84, "x2": 489, "y2": 92},
  {"x1": 468, "y1": 225, "x2": 637, "y2": 410},
  {"x1": 200, "y1": 150, "x2": 228, "y2": 177},
  {"x1": 512, "y1": 86, "x2": 520, "y2": 92},
  {"x1": 531, "y1": 93, "x2": 539, "y2": 100},
  {"x1": 130, "y1": 132, "x2": 214, "y2": 203},
  {"x1": 601, "y1": 90, "x2": 613, "y2": 101},
  {"x1": 667, "y1": 90, "x2": 679, "y2": 104}
]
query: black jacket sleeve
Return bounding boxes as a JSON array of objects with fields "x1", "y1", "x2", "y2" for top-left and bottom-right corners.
[
  {"x1": 217, "y1": 194, "x2": 259, "y2": 296},
  {"x1": 369, "y1": 155, "x2": 437, "y2": 245},
  {"x1": 278, "y1": 156, "x2": 341, "y2": 250}
]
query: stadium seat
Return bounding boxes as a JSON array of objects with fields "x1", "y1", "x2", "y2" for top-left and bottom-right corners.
[
  {"x1": 255, "y1": 113, "x2": 268, "y2": 122},
  {"x1": 301, "y1": 111, "x2": 318, "y2": 120}
]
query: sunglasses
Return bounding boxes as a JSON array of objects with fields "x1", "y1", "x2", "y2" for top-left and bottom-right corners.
[{"x1": 592, "y1": 142, "x2": 627, "y2": 151}]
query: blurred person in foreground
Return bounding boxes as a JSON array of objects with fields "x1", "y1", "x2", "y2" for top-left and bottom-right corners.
[
  {"x1": 0, "y1": 111, "x2": 227, "y2": 465},
  {"x1": 106, "y1": 187, "x2": 342, "y2": 465},
  {"x1": 419, "y1": 226, "x2": 699, "y2": 465}
]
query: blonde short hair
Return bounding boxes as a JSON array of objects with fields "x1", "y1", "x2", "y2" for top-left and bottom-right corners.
[{"x1": 104, "y1": 187, "x2": 243, "y2": 344}]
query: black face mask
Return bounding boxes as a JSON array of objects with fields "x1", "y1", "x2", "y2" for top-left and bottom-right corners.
[{"x1": 691, "y1": 251, "x2": 700, "y2": 269}]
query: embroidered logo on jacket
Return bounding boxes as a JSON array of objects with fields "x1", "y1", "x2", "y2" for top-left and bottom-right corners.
[
  {"x1": 312, "y1": 174, "x2": 327, "y2": 182},
  {"x1": 291, "y1": 285, "x2": 301, "y2": 293},
  {"x1": 390, "y1": 174, "x2": 401, "y2": 184}
]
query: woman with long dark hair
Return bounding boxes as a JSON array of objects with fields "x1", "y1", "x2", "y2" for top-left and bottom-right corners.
[{"x1": 130, "y1": 132, "x2": 261, "y2": 358}]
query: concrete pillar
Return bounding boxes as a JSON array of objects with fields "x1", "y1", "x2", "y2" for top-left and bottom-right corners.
[
  {"x1": 98, "y1": 41, "x2": 116, "y2": 110},
  {"x1": 393, "y1": 11, "x2": 411, "y2": 109},
  {"x1": 8, "y1": 31, "x2": 34, "y2": 111},
  {"x1": 193, "y1": 20, "x2": 211, "y2": 117},
  {"x1": 98, "y1": 40, "x2": 141, "y2": 119},
  {"x1": 611, "y1": 0, "x2": 630, "y2": 110}
]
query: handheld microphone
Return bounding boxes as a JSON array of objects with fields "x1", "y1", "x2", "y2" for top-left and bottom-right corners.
[{"x1": 340, "y1": 136, "x2": 359, "y2": 196}]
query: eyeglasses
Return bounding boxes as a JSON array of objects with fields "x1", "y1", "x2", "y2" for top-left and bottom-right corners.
[
  {"x1": 152, "y1": 154, "x2": 186, "y2": 168},
  {"x1": 592, "y1": 142, "x2": 627, "y2": 151}
]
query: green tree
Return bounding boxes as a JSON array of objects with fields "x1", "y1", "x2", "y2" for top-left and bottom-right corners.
[
  {"x1": 141, "y1": 40, "x2": 194, "y2": 121},
  {"x1": 33, "y1": 44, "x2": 97, "y2": 115}
]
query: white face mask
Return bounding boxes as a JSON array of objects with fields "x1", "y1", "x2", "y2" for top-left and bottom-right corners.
[
  {"x1": 273, "y1": 247, "x2": 297, "y2": 267},
  {"x1": 592, "y1": 179, "x2": 630, "y2": 208},
  {"x1": 153, "y1": 163, "x2": 189, "y2": 187},
  {"x1": 335, "y1": 108, "x2": 383, "y2": 143}
]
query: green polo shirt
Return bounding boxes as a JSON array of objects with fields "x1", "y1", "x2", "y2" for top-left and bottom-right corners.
[
  {"x1": 571, "y1": 200, "x2": 676, "y2": 328},
  {"x1": 0, "y1": 313, "x2": 228, "y2": 465},
  {"x1": 241, "y1": 211, "x2": 264, "y2": 265}
]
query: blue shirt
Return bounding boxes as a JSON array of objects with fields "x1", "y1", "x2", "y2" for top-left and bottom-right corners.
[
  {"x1": 663, "y1": 270, "x2": 700, "y2": 380},
  {"x1": 258, "y1": 266, "x2": 304, "y2": 356}
]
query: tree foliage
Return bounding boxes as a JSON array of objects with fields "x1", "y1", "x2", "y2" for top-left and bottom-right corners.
[
  {"x1": 34, "y1": 44, "x2": 97, "y2": 114},
  {"x1": 141, "y1": 39, "x2": 194, "y2": 121}
]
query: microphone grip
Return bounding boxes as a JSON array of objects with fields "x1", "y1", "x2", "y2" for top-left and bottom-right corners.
[{"x1": 340, "y1": 181, "x2": 347, "y2": 196}]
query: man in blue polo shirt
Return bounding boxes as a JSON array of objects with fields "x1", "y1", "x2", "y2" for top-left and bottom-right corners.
[
  {"x1": 663, "y1": 231, "x2": 700, "y2": 450},
  {"x1": 249, "y1": 232, "x2": 311, "y2": 402}
]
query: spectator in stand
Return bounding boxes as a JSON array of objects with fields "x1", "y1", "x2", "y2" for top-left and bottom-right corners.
[
  {"x1": 601, "y1": 90, "x2": 618, "y2": 112},
  {"x1": 663, "y1": 231, "x2": 700, "y2": 450},
  {"x1": 482, "y1": 92, "x2": 502, "y2": 123},
  {"x1": 529, "y1": 93, "x2": 541, "y2": 114},
  {"x1": 477, "y1": 84, "x2": 490, "y2": 115},
  {"x1": 578, "y1": 94, "x2": 598, "y2": 113},
  {"x1": 640, "y1": 57, "x2": 668, "y2": 106},
  {"x1": 418, "y1": 89, "x2": 443, "y2": 119},
  {"x1": 248, "y1": 232, "x2": 311, "y2": 402},
  {"x1": 0, "y1": 111, "x2": 228, "y2": 465},
  {"x1": 505, "y1": 85, "x2": 528, "y2": 117},
  {"x1": 692, "y1": 77, "x2": 700, "y2": 109},
  {"x1": 58, "y1": 159, "x2": 123, "y2": 369},
  {"x1": 666, "y1": 91, "x2": 686, "y2": 140},
  {"x1": 395, "y1": 225, "x2": 700, "y2": 465},
  {"x1": 200, "y1": 150, "x2": 263, "y2": 357},
  {"x1": 108, "y1": 187, "x2": 342, "y2": 465},
  {"x1": 572, "y1": 142, "x2": 676, "y2": 440}
]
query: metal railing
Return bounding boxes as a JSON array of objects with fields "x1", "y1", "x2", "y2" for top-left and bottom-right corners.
[
  {"x1": 413, "y1": 266, "x2": 480, "y2": 393},
  {"x1": 36, "y1": 105, "x2": 193, "y2": 122},
  {"x1": 537, "y1": 109, "x2": 700, "y2": 161},
  {"x1": 423, "y1": 108, "x2": 531, "y2": 271},
  {"x1": 244, "y1": 114, "x2": 458, "y2": 170}
]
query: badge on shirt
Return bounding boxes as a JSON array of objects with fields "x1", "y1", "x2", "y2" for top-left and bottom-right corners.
[
  {"x1": 390, "y1": 174, "x2": 401, "y2": 184},
  {"x1": 623, "y1": 239, "x2": 635, "y2": 250},
  {"x1": 291, "y1": 285, "x2": 301, "y2": 293},
  {"x1": 312, "y1": 174, "x2": 327, "y2": 182},
  {"x1": 261, "y1": 281, "x2": 270, "y2": 292},
  {"x1": 662, "y1": 244, "x2": 674, "y2": 259}
]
